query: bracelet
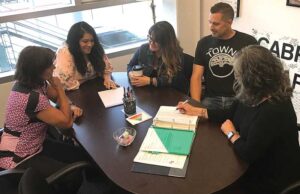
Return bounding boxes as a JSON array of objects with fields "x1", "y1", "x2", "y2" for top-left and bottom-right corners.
[{"x1": 150, "y1": 77, "x2": 153, "y2": 86}]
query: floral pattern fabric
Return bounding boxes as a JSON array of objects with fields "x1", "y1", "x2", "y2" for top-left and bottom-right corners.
[{"x1": 54, "y1": 44, "x2": 113, "y2": 90}]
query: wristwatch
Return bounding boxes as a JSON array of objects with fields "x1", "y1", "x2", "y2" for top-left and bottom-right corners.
[{"x1": 226, "y1": 131, "x2": 235, "y2": 140}]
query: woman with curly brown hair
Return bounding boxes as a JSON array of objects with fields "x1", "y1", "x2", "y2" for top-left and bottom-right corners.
[{"x1": 177, "y1": 45, "x2": 300, "y2": 194}]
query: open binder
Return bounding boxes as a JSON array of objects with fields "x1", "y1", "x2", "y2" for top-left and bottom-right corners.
[
  {"x1": 132, "y1": 106, "x2": 199, "y2": 177},
  {"x1": 132, "y1": 157, "x2": 190, "y2": 178},
  {"x1": 139, "y1": 127, "x2": 194, "y2": 155},
  {"x1": 152, "y1": 106, "x2": 198, "y2": 131}
]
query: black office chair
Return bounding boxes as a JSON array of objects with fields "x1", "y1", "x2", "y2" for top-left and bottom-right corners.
[
  {"x1": 182, "y1": 53, "x2": 194, "y2": 95},
  {"x1": 18, "y1": 168, "x2": 54, "y2": 194},
  {"x1": 280, "y1": 180, "x2": 300, "y2": 194},
  {"x1": 182, "y1": 53, "x2": 207, "y2": 98},
  {"x1": 183, "y1": 53, "x2": 194, "y2": 83},
  {"x1": 0, "y1": 161, "x2": 90, "y2": 194},
  {"x1": 0, "y1": 168, "x2": 25, "y2": 194}
]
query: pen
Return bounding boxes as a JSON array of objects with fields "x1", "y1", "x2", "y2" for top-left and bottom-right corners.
[
  {"x1": 176, "y1": 99, "x2": 189, "y2": 110},
  {"x1": 181, "y1": 99, "x2": 189, "y2": 105}
]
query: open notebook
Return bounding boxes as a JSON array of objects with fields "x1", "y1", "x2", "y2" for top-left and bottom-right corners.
[{"x1": 139, "y1": 127, "x2": 194, "y2": 155}]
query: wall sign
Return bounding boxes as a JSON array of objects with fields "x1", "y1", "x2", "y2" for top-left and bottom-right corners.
[{"x1": 252, "y1": 28, "x2": 300, "y2": 91}]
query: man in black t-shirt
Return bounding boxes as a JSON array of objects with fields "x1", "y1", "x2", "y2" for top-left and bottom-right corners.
[{"x1": 190, "y1": 2, "x2": 257, "y2": 110}]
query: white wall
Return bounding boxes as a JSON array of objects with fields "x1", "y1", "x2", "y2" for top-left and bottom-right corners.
[
  {"x1": 0, "y1": 82, "x2": 13, "y2": 127},
  {"x1": 201, "y1": 0, "x2": 300, "y2": 41},
  {"x1": 176, "y1": 0, "x2": 201, "y2": 55},
  {"x1": 234, "y1": 0, "x2": 300, "y2": 40},
  {"x1": 152, "y1": 0, "x2": 201, "y2": 55},
  {"x1": 200, "y1": 0, "x2": 216, "y2": 36}
]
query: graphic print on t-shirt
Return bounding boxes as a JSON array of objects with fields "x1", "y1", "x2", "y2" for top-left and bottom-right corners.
[{"x1": 207, "y1": 46, "x2": 236, "y2": 78}]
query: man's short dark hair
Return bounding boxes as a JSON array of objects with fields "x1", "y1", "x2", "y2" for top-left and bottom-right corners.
[{"x1": 210, "y1": 2, "x2": 234, "y2": 21}]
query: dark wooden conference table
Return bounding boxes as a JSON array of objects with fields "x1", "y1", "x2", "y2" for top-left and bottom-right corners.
[{"x1": 67, "y1": 72, "x2": 248, "y2": 194}]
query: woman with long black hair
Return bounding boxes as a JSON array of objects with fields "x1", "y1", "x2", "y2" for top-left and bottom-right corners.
[{"x1": 54, "y1": 21, "x2": 117, "y2": 90}]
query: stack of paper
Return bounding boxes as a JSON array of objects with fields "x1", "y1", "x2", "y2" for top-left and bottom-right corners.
[
  {"x1": 153, "y1": 106, "x2": 198, "y2": 131},
  {"x1": 132, "y1": 106, "x2": 199, "y2": 177},
  {"x1": 98, "y1": 87, "x2": 124, "y2": 108}
]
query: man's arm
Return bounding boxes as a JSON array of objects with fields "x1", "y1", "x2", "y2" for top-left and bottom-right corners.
[{"x1": 190, "y1": 64, "x2": 204, "y2": 102}]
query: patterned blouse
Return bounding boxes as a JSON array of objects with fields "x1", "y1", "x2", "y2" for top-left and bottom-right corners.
[
  {"x1": 0, "y1": 82, "x2": 51, "y2": 169},
  {"x1": 54, "y1": 44, "x2": 113, "y2": 90}
]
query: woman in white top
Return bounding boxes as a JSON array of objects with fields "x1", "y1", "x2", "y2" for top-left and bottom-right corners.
[{"x1": 54, "y1": 21, "x2": 117, "y2": 90}]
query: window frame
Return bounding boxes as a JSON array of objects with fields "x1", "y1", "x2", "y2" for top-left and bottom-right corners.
[
  {"x1": 0, "y1": 46, "x2": 139, "y2": 84},
  {"x1": 0, "y1": 0, "x2": 149, "y2": 83},
  {"x1": 0, "y1": 0, "x2": 140, "y2": 23}
]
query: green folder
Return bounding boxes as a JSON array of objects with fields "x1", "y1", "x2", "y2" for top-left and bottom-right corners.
[{"x1": 153, "y1": 127, "x2": 195, "y2": 155}]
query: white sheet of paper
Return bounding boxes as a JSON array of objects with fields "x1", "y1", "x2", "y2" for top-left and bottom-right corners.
[
  {"x1": 155, "y1": 106, "x2": 198, "y2": 124},
  {"x1": 124, "y1": 106, "x2": 152, "y2": 125},
  {"x1": 139, "y1": 127, "x2": 168, "y2": 153},
  {"x1": 98, "y1": 87, "x2": 124, "y2": 108},
  {"x1": 134, "y1": 151, "x2": 187, "y2": 169}
]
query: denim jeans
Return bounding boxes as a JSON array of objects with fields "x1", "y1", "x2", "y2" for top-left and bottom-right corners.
[{"x1": 201, "y1": 96, "x2": 235, "y2": 110}]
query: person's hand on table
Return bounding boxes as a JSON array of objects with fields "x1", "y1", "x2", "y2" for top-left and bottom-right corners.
[
  {"x1": 177, "y1": 101, "x2": 198, "y2": 116},
  {"x1": 177, "y1": 101, "x2": 208, "y2": 118},
  {"x1": 104, "y1": 78, "x2": 117, "y2": 89},
  {"x1": 130, "y1": 74, "x2": 150, "y2": 87},
  {"x1": 221, "y1": 119, "x2": 240, "y2": 143},
  {"x1": 220, "y1": 119, "x2": 236, "y2": 134},
  {"x1": 71, "y1": 105, "x2": 83, "y2": 121}
]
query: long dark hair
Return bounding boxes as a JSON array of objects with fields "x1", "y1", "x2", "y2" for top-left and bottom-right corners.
[
  {"x1": 66, "y1": 21, "x2": 105, "y2": 75},
  {"x1": 233, "y1": 45, "x2": 293, "y2": 105},
  {"x1": 148, "y1": 21, "x2": 183, "y2": 78},
  {"x1": 14, "y1": 46, "x2": 55, "y2": 89}
]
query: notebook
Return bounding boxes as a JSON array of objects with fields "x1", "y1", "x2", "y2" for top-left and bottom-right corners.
[
  {"x1": 98, "y1": 87, "x2": 124, "y2": 108},
  {"x1": 139, "y1": 106, "x2": 198, "y2": 155},
  {"x1": 132, "y1": 106, "x2": 198, "y2": 177},
  {"x1": 152, "y1": 106, "x2": 199, "y2": 132},
  {"x1": 132, "y1": 157, "x2": 189, "y2": 178},
  {"x1": 139, "y1": 127, "x2": 194, "y2": 155}
]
